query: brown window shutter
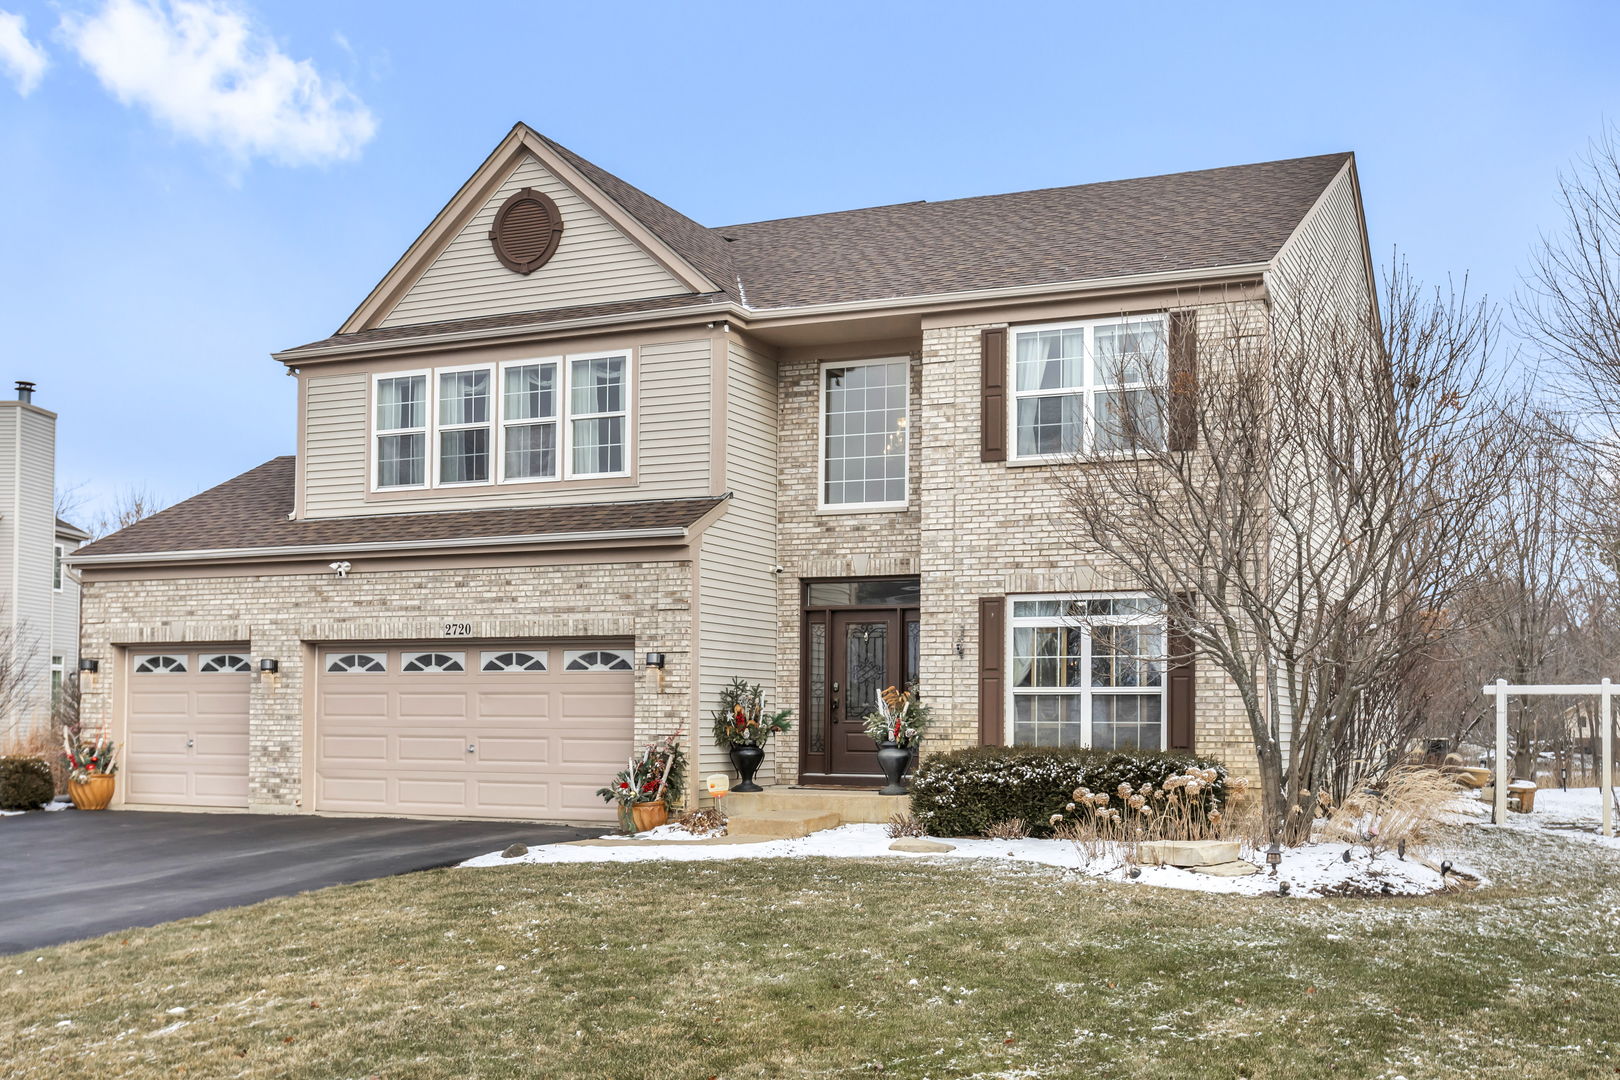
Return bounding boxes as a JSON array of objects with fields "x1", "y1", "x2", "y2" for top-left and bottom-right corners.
[
  {"x1": 1166, "y1": 603, "x2": 1196, "y2": 751},
  {"x1": 980, "y1": 327, "x2": 1007, "y2": 462},
  {"x1": 1167, "y1": 310, "x2": 1198, "y2": 452},
  {"x1": 978, "y1": 596, "x2": 1005, "y2": 745}
]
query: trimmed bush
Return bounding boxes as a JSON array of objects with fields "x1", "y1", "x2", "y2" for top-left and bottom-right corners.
[
  {"x1": 0, "y1": 756, "x2": 55, "y2": 811},
  {"x1": 909, "y1": 746, "x2": 1229, "y2": 838}
]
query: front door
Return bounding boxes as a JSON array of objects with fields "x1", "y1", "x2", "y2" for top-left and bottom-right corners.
[
  {"x1": 800, "y1": 577, "x2": 921, "y2": 785},
  {"x1": 828, "y1": 611, "x2": 900, "y2": 777}
]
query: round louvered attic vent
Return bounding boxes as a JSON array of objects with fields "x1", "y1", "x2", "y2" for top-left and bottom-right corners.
[{"x1": 488, "y1": 188, "x2": 564, "y2": 275}]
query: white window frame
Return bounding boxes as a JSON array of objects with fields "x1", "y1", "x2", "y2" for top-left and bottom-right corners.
[
  {"x1": 432, "y1": 362, "x2": 495, "y2": 488},
  {"x1": 816, "y1": 356, "x2": 910, "y2": 513},
  {"x1": 368, "y1": 351, "x2": 633, "y2": 493},
  {"x1": 1005, "y1": 592, "x2": 1167, "y2": 750},
  {"x1": 564, "y1": 350, "x2": 633, "y2": 480},
  {"x1": 51, "y1": 655, "x2": 63, "y2": 697},
  {"x1": 1007, "y1": 314, "x2": 1168, "y2": 464},
  {"x1": 496, "y1": 357, "x2": 562, "y2": 485},
  {"x1": 563, "y1": 648, "x2": 635, "y2": 672},
  {"x1": 371, "y1": 369, "x2": 430, "y2": 491},
  {"x1": 53, "y1": 543, "x2": 64, "y2": 590}
]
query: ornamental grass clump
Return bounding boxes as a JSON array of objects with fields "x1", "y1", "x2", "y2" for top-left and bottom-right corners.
[
  {"x1": 1317, "y1": 764, "x2": 1459, "y2": 857},
  {"x1": 711, "y1": 678, "x2": 792, "y2": 748}
]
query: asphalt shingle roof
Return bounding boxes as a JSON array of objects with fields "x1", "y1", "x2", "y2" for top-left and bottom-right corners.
[
  {"x1": 73, "y1": 457, "x2": 726, "y2": 559},
  {"x1": 280, "y1": 146, "x2": 1351, "y2": 355}
]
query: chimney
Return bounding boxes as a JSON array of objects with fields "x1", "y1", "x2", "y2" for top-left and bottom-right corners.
[{"x1": 14, "y1": 381, "x2": 34, "y2": 404}]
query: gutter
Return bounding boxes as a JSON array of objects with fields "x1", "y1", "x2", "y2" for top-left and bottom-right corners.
[
  {"x1": 274, "y1": 261, "x2": 1272, "y2": 363},
  {"x1": 64, "y1": 525, "x2": 695, "y2": 568}
]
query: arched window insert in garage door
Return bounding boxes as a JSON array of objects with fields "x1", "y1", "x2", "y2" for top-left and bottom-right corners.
[
  {"x1": 133, "y1": 654, "x2": 188, "y2": 674},
  {"x1": 326, "y1": 653, "x2": 387, "y2": 673},
  {"x1": 198, "y1": 653, "x2": 251, "y2": 673},
  {"x1": 481, "y1": 651, "x2": 548, "y2": 672},
  {"x1": 401, "y1": 651, "x2": 466, "y2": 673},
  {"x1": 564, "y1": 650, "x2": 633, "y2": 672}
]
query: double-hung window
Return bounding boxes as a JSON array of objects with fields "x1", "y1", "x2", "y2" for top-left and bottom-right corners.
[
  {"x1": 1008, "y1": 594, "x2": 1166, "y2": 750},
  {"x1": 500, "y1": 360, "x2": 559, "y2": 482},
  {"x1": 569, "y1": 353, "x2": 629, "y2": 477},
  {"x1": 375, "y1": 373, "x2": 428, "y2": 488},
  {"x1": 371, "y1": 350, "x2": 632, "y2": 491},
  {"x1": 1011, "y1": 315, "x2": 1166, "y2": 459},
  {"x1": 819, "y1": 357, "x2": 909, "y2": 510},
  {"x1": 437, "y1": 367, "x2": 492, "y2": 484}
]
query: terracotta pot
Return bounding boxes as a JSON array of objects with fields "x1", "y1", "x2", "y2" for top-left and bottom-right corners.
[
  {"x1": 630, "y1": 801, "x2": 668, "y2": 833},
  {"x1": 68, "y1": 773, "x2": 116, "y2": 811}
]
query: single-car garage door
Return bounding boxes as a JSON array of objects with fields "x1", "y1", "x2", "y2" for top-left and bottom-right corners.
[
  {"x1": 125, "y1": 650, "x2": 252, "y2": 808},
  {"x1": 315, "y1": 644, "x2": 636, "y2": 822}
]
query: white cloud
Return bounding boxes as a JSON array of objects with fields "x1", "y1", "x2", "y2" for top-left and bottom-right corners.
[
  {"x1": 0, "y1": 12, "x2": 48, "y2": 96},
  {"x1": 61, "y1": 0, "x2": 376, "y2": 167}
]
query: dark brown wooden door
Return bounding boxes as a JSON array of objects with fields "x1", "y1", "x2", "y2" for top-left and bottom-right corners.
[{"x1": 828, "y1": 611, "x2": 901, "y2": 777}]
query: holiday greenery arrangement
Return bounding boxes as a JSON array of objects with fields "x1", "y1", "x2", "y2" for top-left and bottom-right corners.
[
  {"x1": 596, "y1": 732, "x2": 687, "y2": 808},
  {"x1": 62, "y1": 732, "x2": 118, "y2": 782},
  {"x1": 711, "y1": 677, "x2": 793, "y2": 748},
  {"x1": 862, "y1": 685, "x2": 931, "y2": 748}
]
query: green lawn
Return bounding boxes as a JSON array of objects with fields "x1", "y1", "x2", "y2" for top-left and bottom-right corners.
[{"x1": 3, "y1": 828, "x2": 1617, "y2": 1079}]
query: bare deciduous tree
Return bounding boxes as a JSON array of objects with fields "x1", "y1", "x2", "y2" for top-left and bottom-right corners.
[
  {"x1": 1054, "y1": 261, "x2": 1513, "y2": 842},
  {"x1": 87, "y1": 484, "x2": 166, "y2": 540}
]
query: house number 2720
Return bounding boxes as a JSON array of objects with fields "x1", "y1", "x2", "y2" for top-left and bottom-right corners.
[{"x1": 443, "y1": 622, "x2": 473, "y2": 637}]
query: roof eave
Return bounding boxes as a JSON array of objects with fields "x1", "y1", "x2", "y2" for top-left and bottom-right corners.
[{"x1": 275, "y1": 261, "x2": 1273, "y2": 364}]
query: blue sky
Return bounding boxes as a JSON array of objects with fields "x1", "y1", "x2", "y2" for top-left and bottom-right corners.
[{"x1": 1, "y1": 0, "x2": 1616, "y2": 524}]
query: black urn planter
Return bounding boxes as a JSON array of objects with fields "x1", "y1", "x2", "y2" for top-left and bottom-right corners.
[
  {"x1": 876, "y1": 742, "x2": 914, "y2": 796},
  {"x1": 729, "y1": 744, "x2": 766, "y2": 792}
]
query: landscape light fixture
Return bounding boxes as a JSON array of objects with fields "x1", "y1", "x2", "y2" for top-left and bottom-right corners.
[{"x1": 1266, "y1": 841, "x2": 1283, "y2": 876}]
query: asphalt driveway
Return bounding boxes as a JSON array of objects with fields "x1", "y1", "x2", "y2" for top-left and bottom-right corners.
[{"x1": 0, "y1": 809, "x2": 594, "y2": 954}]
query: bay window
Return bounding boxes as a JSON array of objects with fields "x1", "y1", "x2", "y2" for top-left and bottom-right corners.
[
  {"x1": 1011, "y1": 315, "x2": 1166, "y2": 459},
  {"x1": 1008, "y1": 595, "x2": 1166, "y2": 750},
  {"x1": 370, "y1": 350, "x2": 632, "y2": 491},
  {"x1": 819, "y1": 357, "x2": 909, "y2": 509}
]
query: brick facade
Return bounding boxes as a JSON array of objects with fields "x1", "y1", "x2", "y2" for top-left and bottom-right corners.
[{"x1": 79, "y1": 559, "x2": 695, "y2": 809}]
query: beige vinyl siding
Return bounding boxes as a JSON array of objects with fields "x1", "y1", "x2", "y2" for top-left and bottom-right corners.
[
  {"x1": 378, "y1": 153, "x2": 691, "y2": 329},
  {"x1": 696, "y1": 335, "x2": 780, "y2": 782},
  {"x1": 1267, "y1": 163, "x2": 1368, "y2": 324},
  {"x1": 303, "y1": 372, "x2": 369, "y2": 519},
  {"x1": 51, "y1": 534, "x2": 81, "y2": 688},
  {"x1": 300, "y1": 339, "x2": 713, "y2": 518}
]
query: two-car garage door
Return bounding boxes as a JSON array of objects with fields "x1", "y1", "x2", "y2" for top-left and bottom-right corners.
[
  {"x1": 315, "y1": 644, "x2": 636, "y2": 822},
  {"x1": 123, "y1": 642, "x2": 637, "y2": 823}
]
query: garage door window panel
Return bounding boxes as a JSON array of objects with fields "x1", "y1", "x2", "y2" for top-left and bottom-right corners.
[
  {"x1": 134, "y1": 654, "x2": 188, "y2": 674},
  {"x1": 198, "y1": 653, "x2": 250, "y2": 673},
  {"x1": 482, "y1": 650, "x2": 549, "y2": 672},
  {"x1": 401, "y1": 651, "x2": 467, "y2": 673},
  {"x1": 327, "y1": 653, "x2": 387, "y2": 674},
  {"x1": 564, "y1": 649, "x2": 633, "y2": 672}
]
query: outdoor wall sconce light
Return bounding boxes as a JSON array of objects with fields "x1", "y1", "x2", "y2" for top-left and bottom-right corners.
[
  {"x1": 645, "y1": 652, "x2": 667, "y2": 693},
  {"x1": 260, "y1": 658, "x2": 280, "y2": 692},
  {"x1": 78, "y1": 657, "x2": 99, "y2": 692}
]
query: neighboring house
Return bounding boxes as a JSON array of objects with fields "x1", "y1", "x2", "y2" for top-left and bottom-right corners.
[
  {"x1": 0, "y1": 381, "x2": 85, "y2": 735},
  {"x1": 68, "y1": 124, "x2": 1372, "y2": 823}
]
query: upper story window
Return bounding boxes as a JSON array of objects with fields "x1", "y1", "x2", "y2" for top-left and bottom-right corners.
[
  {"x1": 819, "y1": 358, "x2": 909, "y2": 510},
  {"x1": 372, "y1": 351, "x2": 631, "y2": 492},
  {"x1": 1011, "y1": 315, "x2": 1166, "y2": 460}
]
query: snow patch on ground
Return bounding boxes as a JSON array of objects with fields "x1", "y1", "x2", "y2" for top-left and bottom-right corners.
[
  {"x1": 591, "y1": 823, "x2": 722, "y2": 842},
  {"x1": 1507, "y1": 785, "x2": 1620, "y2": 850},
  {"x1": 462, "y1": 822, "x2": 1465, "y2": 897}
]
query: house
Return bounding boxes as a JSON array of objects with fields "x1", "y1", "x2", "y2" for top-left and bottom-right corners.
[
  {"x1": 67, "y1": 124, "x2": 1372, "y2": 823},
  {"x1": 0, "y1": 381, "x2": 88, "y2": 736}
]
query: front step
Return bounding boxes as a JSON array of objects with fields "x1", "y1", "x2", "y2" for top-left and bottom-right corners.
[
  {"x1": 726, "y1": 808, "x2": 842, "y2": 839},
  {"x1": 725, "y1": 788, "x2": 909, "y2": 826}
]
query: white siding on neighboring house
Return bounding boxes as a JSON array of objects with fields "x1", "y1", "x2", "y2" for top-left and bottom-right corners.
[
  {"x1": 299, "y1": 338, "x2": 714, "y2": 518},
  {"x1": 51, "y1": 530, "x2": 83, "y2": 707},
  {"x1": 696, "y1": 335, "x2": 781, "y2": 782},
  {"x1": 377, "y1": 152, "x2": 691, "y2": 329},
  {"x1": 0, "y1": 401, "x2": 61, "y2": 733}
]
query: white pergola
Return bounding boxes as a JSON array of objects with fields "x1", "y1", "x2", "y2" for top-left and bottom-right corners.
[{"x1": 1483, "y1": 679, "x2": 1615, "y2": 836}]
